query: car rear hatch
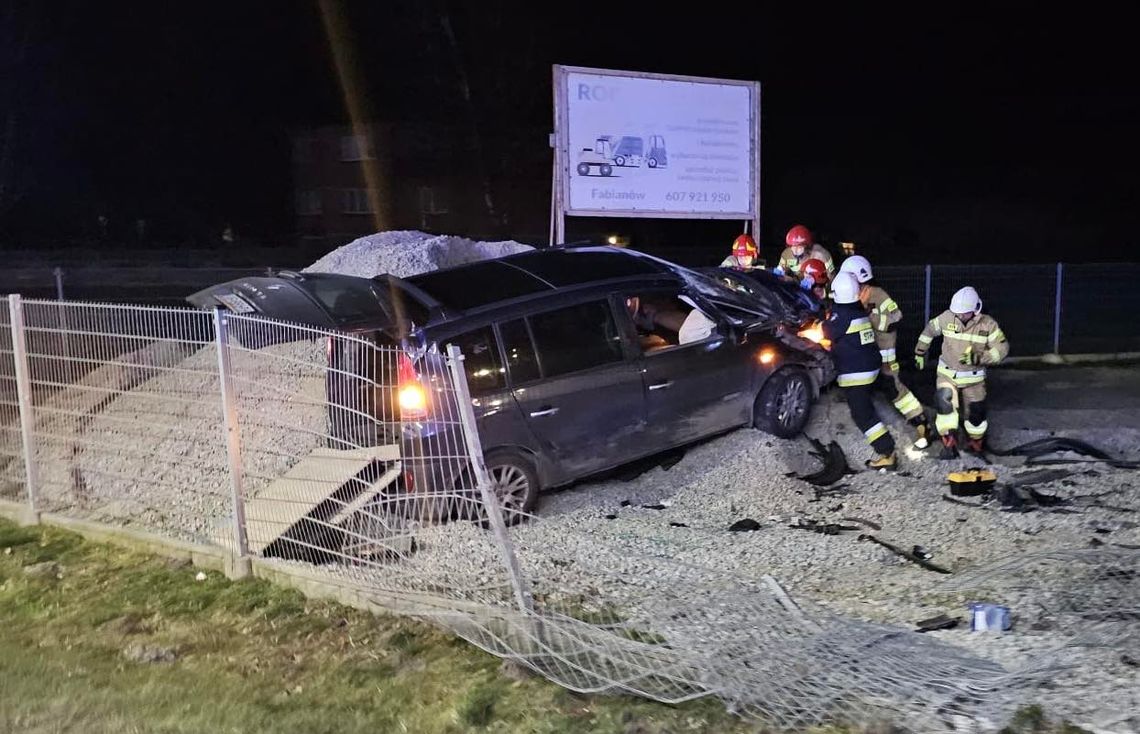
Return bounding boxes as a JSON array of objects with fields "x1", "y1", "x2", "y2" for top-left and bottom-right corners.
[{"x1": 186, "y1": 271, "x2": 431, "y2": 343}]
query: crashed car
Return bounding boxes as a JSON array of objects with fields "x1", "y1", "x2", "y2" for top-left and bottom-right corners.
[{"x1": 190, "y1": 246, "x2": 835, "y2": 516}]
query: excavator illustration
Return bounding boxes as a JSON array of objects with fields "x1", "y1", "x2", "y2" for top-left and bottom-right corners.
[{"x1": 575, "y1": 135, "x2": 668, "y2": 176}]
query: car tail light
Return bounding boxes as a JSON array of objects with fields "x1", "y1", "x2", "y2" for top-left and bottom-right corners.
[{"x1": 397, "y1": 352, "x2": 428, "y2": 418}]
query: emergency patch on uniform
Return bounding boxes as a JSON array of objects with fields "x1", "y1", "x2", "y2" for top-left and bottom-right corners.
[
  {"x1": 860, "y1": 329, "x2": 875, "y2": 345},
  {"x1": 944, "y1": 323, "x2": 960, "y2": 333}
]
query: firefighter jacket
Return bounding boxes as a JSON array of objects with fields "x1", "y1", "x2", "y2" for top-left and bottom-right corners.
[
  {"x1": 777, "y1": 244, "x2": 835, "y2": 279},
  {"x1": 858, "y1": 284, "x2": 903, "y2": 361},
  {"x1": 821, "y1": 302, "x2": 881, "y2": 387},
  {"x1": 916, "y1": 310, "x2": 1010, "y2": 386}
]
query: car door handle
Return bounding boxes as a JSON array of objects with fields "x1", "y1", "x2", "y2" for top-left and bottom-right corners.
[
  {"x1": 529, "y1": 406, "x2": 560, "y2": 417},
  {"x1": 649, "y1": 380, "x2": 673, "y2": 391}
]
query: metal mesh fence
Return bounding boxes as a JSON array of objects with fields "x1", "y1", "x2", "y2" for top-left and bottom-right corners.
[
  {"x1": 1060, "y1": 264, "x2": 1140, "y2": 354},
  {"x1": 2, "y1": 294, "x2": 1136, "y2": 730},
  {"x1": 18, "y1": 300, "x2": 221, "y2": 541},
  {"x1": 0, "y1": 298, "x2": 25, "y2": 504}
]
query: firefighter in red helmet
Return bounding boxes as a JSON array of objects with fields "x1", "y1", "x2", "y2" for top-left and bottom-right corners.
[
  {"x1": 800, "y1": 257, "x2": 830, "y2": 302},
  {"x1": 720, "y1": 233, "x2": 761, "y2": 270},
  {"x1": 774, "y1": 224, "x2": 834, "y2": 284}
]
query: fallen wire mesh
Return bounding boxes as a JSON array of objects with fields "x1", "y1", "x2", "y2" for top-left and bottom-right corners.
[{"x1": 941, "y1": 547, "x2": 1140, "y2": 653}]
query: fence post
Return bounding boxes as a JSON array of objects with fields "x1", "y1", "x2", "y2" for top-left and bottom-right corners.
[
  {"x1": 8, "y1": 295, "x2": 40, "y2": 525},
  {"x1": 446, "y1": 343, "x2": 533, "y2": 615},
  {"x1": 52, "y1": 267, "x2": 65, "y2": 301},
  {"x1": 213, "y1": 308, "x2": 252, "y2": 579},
  {"x1": 923, "y1": 264, "x2": 933, "y2": 324},
  {"x1": 1053, "y1": 262, "x2": 1064, "y2": 355}
]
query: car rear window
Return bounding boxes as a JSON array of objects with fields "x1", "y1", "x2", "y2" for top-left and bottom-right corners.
[
  {"x1": 527, "y1": 301, "x2": 623, "y2": 378},
  {"x1": 449, "y1": 326, "x2": 504, "y2": 394},
  {"x1": 406, "y1": 261, "x2": 549, "y2": 312},
  {"x1": 307, "y1": 278, "x2": 389, "y2": 323}
]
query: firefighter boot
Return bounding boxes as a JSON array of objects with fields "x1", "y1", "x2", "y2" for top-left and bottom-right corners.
[
  {"x1": 964, "y1": 436, "x2": 986, "y2": 456},
  {"x1": 910, "y1": 415, "x2": 932, "y2": 450},
  {"x1": 939, "y1": 434, "x2": 959, "y2": 460},
  {"x1": 866, "y1": 452, "x2": 898, "y2": 470}
]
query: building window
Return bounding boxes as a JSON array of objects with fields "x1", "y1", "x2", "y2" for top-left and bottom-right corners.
[
  {"x1": 341, "y1": 188, "x2": 374, "y2": 214},
  {"x1": 295, "y1": 190, "x2": 322, "y2": 215},
  {"x1": 339, "y1": 134, "x2": 372, "y2": 161},
  {"x1": 418, "y1": 185, "x2": 449, "y2": 215}
]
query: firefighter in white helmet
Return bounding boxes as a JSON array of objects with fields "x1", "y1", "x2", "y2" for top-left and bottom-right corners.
[
  {"x1": 822, "y1": 272, "x2": 898, "y2": 469},
  {"x1": 914, "y1": 286, "x2": 1010, "y2": 459},
  {"x1": 839, "y1": 255, "x2": 932, "y2": 448}
]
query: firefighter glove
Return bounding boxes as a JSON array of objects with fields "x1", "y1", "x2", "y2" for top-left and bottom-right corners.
[
  {"x1": 799, "y1": 275, "x2": 814, "y2": 290},
  {"x1": 959, "y1": 347, "x2": 979, "y2": 366}
]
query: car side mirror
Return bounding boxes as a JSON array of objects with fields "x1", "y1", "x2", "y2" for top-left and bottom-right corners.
[{"x1": 720, "y1": 321, "x2": 746, "y2": 344}]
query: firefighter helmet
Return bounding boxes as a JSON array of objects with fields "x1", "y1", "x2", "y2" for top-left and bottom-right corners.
[
  {"x1": 802, "y1": 258, "x2": 829, "y2": 285},
  {"x1": 839, "y1": 255, "x2": 873, "y2": 283},
  {"x1": 785, "y1": 224, "x2": 813, "y2": 248},
  {"x1": 732, "y1": 233, "x2": 758, "y2": 258},
  {"x1": 831, "y1": 272, "x2": 861, "y2": 304},
  {"x1": 950, "y1": 286, "x2": 983, "y2": 315}
]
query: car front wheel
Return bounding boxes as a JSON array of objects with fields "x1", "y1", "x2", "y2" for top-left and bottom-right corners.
[{"x1": 753, "y1": 368, "x2": 813, "y2": 438}]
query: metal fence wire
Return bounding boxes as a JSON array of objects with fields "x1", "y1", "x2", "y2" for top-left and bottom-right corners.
[{"x1": 0, "y1": 294, "x2": 1136, "y2": 731}]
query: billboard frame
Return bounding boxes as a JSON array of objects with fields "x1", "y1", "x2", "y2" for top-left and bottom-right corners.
[{"x1": 551, "y1": 64, "x2": 761, "y2": 244}]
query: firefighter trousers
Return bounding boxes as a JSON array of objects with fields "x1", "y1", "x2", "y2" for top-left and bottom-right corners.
[
  {"x1": 876, "y1": 359, "x2": 924, "y2": 421},
  {"x1": 934, "y1": 377, "x2": 988, "y2": 440},
  {"x1": 843, "y1": 383, "x2": 896, "y2": 456}
]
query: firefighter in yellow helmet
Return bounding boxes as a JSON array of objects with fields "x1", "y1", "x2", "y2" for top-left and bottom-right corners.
[
  {"x1": 839, "y1": 255, "x2": 932, "y2": 449},
  {"x1": 774, "y1": 224, "x2": 834, "y2": 283},
  {"x1": 720, "y1": 233, "x2": 761, "y2": 270},
  {"x1": 914, "y1": 286, "x2": 1010, "y2": 459}
]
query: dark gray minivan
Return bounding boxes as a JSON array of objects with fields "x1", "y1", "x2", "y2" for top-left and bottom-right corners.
[{"x1": 190, "y1": 246, "x2": 834, "y2": 516}]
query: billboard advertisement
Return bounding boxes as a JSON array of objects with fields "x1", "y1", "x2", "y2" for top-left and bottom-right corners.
[{"x1": 554, "y1": 65, "x2": 760, "y2": 221}]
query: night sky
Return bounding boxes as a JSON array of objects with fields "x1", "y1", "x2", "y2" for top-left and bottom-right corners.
[{"x1": 3, "y1": 2, "x2": 1136, "y2": 262}]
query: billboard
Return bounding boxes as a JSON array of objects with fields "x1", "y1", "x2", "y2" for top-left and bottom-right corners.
[{"x1": 553, "y1": 65, "x2": 760, "y2": 225}]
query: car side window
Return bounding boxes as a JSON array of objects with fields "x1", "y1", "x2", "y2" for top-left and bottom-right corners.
[
  {"x1": 450, "y1": 326, "x2": 504, "y2": 394},
  {"x1": 622, "y1": 290, "x2": 718, "y2": 354},
  {"x1": 497, "y1": 318, "x2": 541, "y2": 385},
  {"x1": 527, "y1": 301, "x2": 624, "y2": 378}
]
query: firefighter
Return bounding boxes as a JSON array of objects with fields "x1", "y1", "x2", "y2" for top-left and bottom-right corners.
[
  {"x1": 774, "y1": 224, "x2": 835, "y2": 283},
  {"x1": 839, "y1": 255, "x2": 932, "y2": 449},
  {"x1": 914, "y1": 286, "x2": 1010, "y2": 459},
  {"x1": 720, "y1": 233, "x2": 760, "y2": 270},
  {"x1": 800, "y1": 257, "x2": 830, "y2": 303},
  {"x1": 822, "y1": 272, "x2": 898, "y2": 469}
]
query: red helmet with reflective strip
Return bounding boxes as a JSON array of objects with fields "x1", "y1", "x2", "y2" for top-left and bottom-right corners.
[
  {"x1": 802, "y1": 258, "x2": 829, "y2": 285},
  {"x1": 732, "y1": 233, "x2": 758, "y2": 258},
  {"x1": 785, "y1": 224, "x2": 813, "y2": 248}
]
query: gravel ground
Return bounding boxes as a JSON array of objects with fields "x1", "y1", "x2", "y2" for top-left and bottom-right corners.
[{"x1": 12, "y1": 230, "x2": 1138, "y2": 729}]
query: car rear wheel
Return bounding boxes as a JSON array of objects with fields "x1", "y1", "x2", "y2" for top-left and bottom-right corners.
[{"x1": 753, "y1": 368, "x2": 813, "y2": 438}]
